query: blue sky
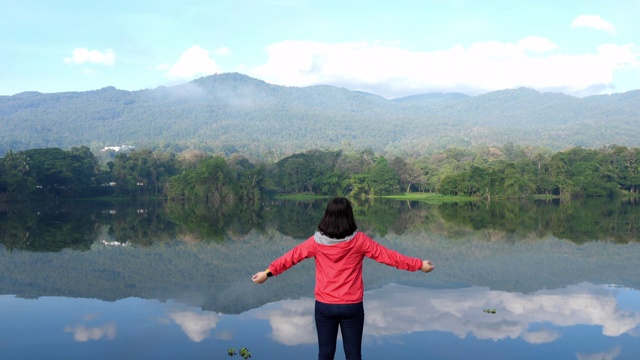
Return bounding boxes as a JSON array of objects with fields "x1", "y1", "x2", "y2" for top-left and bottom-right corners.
[{"x1": 1, "y1": 0, "x2": 638, "y2": 98}]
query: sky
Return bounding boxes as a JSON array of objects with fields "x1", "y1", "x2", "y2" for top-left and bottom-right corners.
[{"x1": 1, "y1": 0, "x2": 639, "y2": 98}]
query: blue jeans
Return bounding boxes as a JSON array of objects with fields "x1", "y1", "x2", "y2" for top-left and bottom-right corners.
[{"x1": 315, "y1": 300, "x2": 365, "y2": 360}]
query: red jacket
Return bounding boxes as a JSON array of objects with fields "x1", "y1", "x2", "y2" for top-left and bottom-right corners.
[{"x1": 269, "y1": 232, "x2": 423, "y2": 304}]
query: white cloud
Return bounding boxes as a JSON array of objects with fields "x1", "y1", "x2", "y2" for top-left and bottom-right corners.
[
  {"x1": 64, "y1": 48, "x2": 115, "y2": 66},
  {"x1": 169, "y1": 311, "x2": 219, "y2": 342},
  {"x1": 215, "y1": 47, "x2": 232, "y2": 56},
  {"x1": 164, "y1": 45, "x2": 220, "y2": 80},
  {"x1": 571, "y1": 15, "x2": 617, "y2": 34},
  {"x1": 250, "y1": 39, "x2": 638, "y2": 98},
  {"x1": 518, "y1": 36, "x2": 558, "y2": 53}
]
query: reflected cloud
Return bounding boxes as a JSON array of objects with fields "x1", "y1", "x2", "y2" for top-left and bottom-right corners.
[
  {"x1": 82, "y1": 313, "x2": 101, "y2": 321},
  {"x1": 521, "y1": 329, "x2": 560, "y2": 344},
  {"x1": 576, "y1": 346, "x2": 621, "y2": 360},
  {"x1": 215, "y1": 330, "x2": 234, "y2": 340},
  {"x1": 169, "y1": 311, "x2": 219, "y2": 342},
  {"x1": 64, "y1": 321, "x2": 116, "y2": 342},
  {"x1": 251, "y1": 283, "x2": 640, "y2": 346},
  {"x1": 260, "y1": 301, "x2": 316, "y2": 345}
]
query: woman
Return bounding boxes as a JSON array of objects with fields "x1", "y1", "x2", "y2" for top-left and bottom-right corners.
[{"x1": 252, "y1": 197, "x2": 435, "y2": 360}]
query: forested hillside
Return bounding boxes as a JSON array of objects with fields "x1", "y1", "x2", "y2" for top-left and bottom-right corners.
[{"x1": 1, "y1": 72, "x2": 639, "y2": 158}]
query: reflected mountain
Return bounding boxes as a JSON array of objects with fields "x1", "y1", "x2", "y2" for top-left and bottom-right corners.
[{"x1": 2, "y1": 226, "x2": 640, "y2": 313}]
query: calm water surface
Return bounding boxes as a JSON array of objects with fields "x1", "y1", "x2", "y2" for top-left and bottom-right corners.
[{"x1": 1, "y1": 198, "x2": 639, "y2": 359}]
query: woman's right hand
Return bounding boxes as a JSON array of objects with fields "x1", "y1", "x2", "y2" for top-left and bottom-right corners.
[
  {"x1": 252, "y1": 271, "x2": 268, "y2": 284},
  {"x1": 421, "y1": 260, "x2": 435, "y2": 273}
]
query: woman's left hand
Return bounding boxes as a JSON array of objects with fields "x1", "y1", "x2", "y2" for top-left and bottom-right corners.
[{"x1": 421, "y1": 260, "x2": 435, "y2": 273}]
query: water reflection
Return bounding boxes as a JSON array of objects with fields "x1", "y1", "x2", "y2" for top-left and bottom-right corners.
[
  {"x1": 577, "y1": 347, "x2": 622, "y2": 360},
  {"x1": 256, "y1": 300, "x2": 317, "y2": 345},
  {"x1": 2, "y1": 230, "x2": 640, "y2": 313},
  {"x1": 2, "y1": 198, "x2": 640, "y2": 358},
  {"x1": 168, "y1": 311, "x2": 219, "y2": 342},
  {"x1": 2, "y1": 283, "x2": 639, "y2": 359},
  {"x1": 438, "y1": 197, "x2": 640, "y2": 244},
  {"x1": 64, "y1": 321, "x2": 117, "y2": 342},
  {"x1": 1, "y1": 197, "x2": 639, "y2": 253},
  {"x1": 253, "y1": 283, "x2": 640, "y2": 346}
]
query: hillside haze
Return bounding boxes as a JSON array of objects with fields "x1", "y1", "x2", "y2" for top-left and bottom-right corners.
[{"x1": 2, "y1": 72, "x2": 639, "y2": 157}]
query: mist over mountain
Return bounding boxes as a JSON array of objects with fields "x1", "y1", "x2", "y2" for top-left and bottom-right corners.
[{"x1": 2, "y1": 72, "x2": 639, "y2": 158}]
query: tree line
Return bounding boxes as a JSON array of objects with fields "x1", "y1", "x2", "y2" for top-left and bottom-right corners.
[{"x1": 1, "y1": 144, "x2": 639, "y2": 202}]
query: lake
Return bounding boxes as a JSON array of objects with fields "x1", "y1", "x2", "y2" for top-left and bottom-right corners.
[{"x1": 1, "y1": 198, "x2": 639, "y2": 359}]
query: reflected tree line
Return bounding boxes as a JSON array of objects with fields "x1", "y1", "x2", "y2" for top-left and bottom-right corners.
[
  {"x1": 1, "y1": 144, "x2": 640, "y2": 203},
  {"x1": 1, "y1": 197, "x2": 638, "y2": 252},
  {"x1": 438, "y1": 197, "x2": 640, "y2": 243}
]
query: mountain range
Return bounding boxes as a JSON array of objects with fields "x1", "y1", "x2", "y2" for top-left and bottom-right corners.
[{"x1": 2, "y1": 72, "x2": 639, "y2": 158}]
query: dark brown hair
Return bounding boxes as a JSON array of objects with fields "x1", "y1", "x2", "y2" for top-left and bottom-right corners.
[{"x1": 317, "y1": 197, "x2": 358, "y2": 239}]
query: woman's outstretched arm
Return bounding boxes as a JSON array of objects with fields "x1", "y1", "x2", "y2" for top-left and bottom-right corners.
[
  {"x1": 364, "y1": 234, "x2": 435, "y2": 273},
  {"x1": 251, "y1": 237, "x2": 317, "y2": 284}
]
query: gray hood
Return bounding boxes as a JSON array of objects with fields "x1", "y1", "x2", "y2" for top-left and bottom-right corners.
[{"x1": 313, "y1": 231, "x2": 357, "y2": 245}]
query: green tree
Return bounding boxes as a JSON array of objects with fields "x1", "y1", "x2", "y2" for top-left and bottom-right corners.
[
  {"x1": 365, "y1": 156, "x2": 400, "y2": 196},
  {"x1": 389, "y1": 157, "x2": 425, "y2": 193},
  {"x1": 111, "y1": 149, "x2": 178, "y2": 196},
  {"x1": 166, "y1": 155, "x2": 263, "y2": 207},
  {"x1": 439, "y1": 172, "x2": 471, "y2": 196},
  {"x1": 0, "y1": 150, "x2": 35, "y2": 199},
  {"x1": 20, "y1": 147, "x2": 100, "y2": 197},
  {"x1": 269, "y1": 150, "x2": 342, "y2": 195}
]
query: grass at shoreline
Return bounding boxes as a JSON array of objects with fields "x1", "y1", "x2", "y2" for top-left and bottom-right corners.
[
  {"x1": 532, "y1": 194, "x2": 568, "y2": 200},
  {"x1": 274, "y1": 194, "x2": 332, "y2": 200}
]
